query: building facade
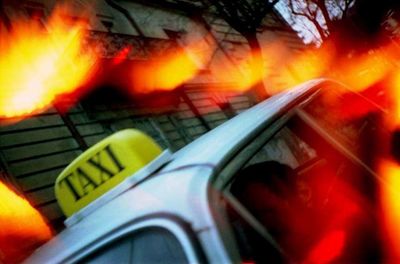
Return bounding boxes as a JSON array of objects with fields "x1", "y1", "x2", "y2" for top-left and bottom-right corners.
[{"x1": 0, "y1": 0, "x2": 305, "y2": 231}]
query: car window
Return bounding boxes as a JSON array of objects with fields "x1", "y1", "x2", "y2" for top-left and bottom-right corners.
[
  {"x1": 302, "y1": 88, "x2": 383, "y2": 161},
  {"x1": 223, "y1": 91, "x2": 383, "y2": 263},
  {"x1": 244, "y1": 126, "x2": 317, "y2": 169},
  {"x1": 80, "y1": 227, "x2": 188, "y2": 264}
]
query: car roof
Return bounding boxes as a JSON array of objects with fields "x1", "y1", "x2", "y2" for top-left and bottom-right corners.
[{"x1": 161, "y1": 79, "x2": 326, "y2": 172}]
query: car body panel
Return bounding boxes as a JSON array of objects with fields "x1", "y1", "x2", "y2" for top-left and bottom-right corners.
[
  {"x1": 25, "y1": 78, "x2": 336, "y2": 264},
  {"x1": 25, "y1": 165, "x2": 220, "y2": 263}
]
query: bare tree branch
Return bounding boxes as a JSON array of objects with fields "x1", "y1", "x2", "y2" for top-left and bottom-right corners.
[
  {"x1": 289, "y1": 0, "x2": 328, "y2": 39},
  {"x1": 289, "y1": 0, "x2": 313, "y2": 21},
  {"x1": 206, "y1": 0, "x2": 281, "y2": 34},
  {"x1": 343, "y1": 0, "x2": 355, "y2": 17},
  {"x1": 203, "y1": 0, "x2": 283, "y2": 99}
]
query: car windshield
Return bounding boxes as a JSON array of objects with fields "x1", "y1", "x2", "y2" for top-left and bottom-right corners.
[{"x1": 224, "y1": 87, "x2": 385, "y2": 263}]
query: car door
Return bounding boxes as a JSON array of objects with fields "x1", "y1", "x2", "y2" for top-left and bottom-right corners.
[{"x1": 210, "y1": 85, "x2": 384, "y2": 263}]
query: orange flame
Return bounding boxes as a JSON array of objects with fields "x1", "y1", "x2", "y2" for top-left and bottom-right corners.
[
  {"x1": 373, "y1": 45, "x2": 400, "y2": 262},
  {"x1": 264, "y1": 36, "x2": 400, "y2": 264},
  {"x1": 336, "y1": 49, "x2": 391, "y2": 92},
  {"x1": 271, "y1": 43, "x2": 336, "y2": 93},
  {"x1": 259, "y1": 40, "x2": 399, "y2": 97},
  {"x1": 129, "y1": 37, "x2": 214, "y2": 93},
  {"x1": 0, "y1": 5, "x2": 97, "y2": 118},
  {"x1": 388, "y1": 72, "x2": 400, "y2": 126},
  {"x1": 211, "y1": 50, "x2": 266, "y2": 92},
  {"x1": 0, "y1": 181, "x2": 52, "y2": 263},
  {"x1": 379, "y1": 160, "x2": 400, "y2": 262}
]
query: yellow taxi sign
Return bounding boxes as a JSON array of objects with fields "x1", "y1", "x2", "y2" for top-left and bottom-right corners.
[{"x1": 55, "y1": 129, "x2": 162, "y2": 217}]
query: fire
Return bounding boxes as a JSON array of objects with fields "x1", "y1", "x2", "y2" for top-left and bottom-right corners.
[
  {"x1": 0, "y1": 181, "x2": 52, "y2": 263},
  {"x1": 390, "y1": 72, "x2": 400, "y2": 125},
  {"x1": 264, "y1": 37, "x2": 400, "y2": 264},
  {"x1": 373, "y1": 50, "x2": 400, "y2": 262},
  {"x1": 305, "y1": 230, "x2": 346, "y2": 264},
  {"x1": 112, "y1": 46, "x2": 133, "y2": 65},
  {"x1": 3, "y1": 3, "x2": 400, "y2": 263},
  {"x1": 375, "y1": 69, "x2": 400, "y2": 262},
  {"x1": 270, "y1": 42, "x2": 336, "y2": 93},
  {"x1": 211, "y1": 50, "x2": 267, "y2": 92},
  {"x1": 128, "y1": 37, "x2": 214, "y2": 93},
  {"x1": 258, "y1": 40, "x2": 399, "y2": 97},
  {"x1": 141, "y1": 51, "x2": 201, "y2": 91},
  {"x1": 0, "y1": 5, "x2": 97, "y2": 118},
  {"x1": 335, "y1": 49, "x2": 391, "y2": 92},
  {"x1": 379, "y1": 160, "x2": 400, "y2": 262},
  {"x1": 285, "y1": 170, "x2": 362, "y2": 263}
]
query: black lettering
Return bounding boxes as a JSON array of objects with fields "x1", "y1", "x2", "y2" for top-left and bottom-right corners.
[
  {"x1": 58, "y1": 145, "x2": 126, "y2": 203},
  {"x1": 104, "y1": 145, "x2": 125, "y2": 171},
  {"x1": 87, "y1": 144, "x2": 125, "y2": 183},
  {"x1": 77, "y1": 168, "x2": 99, "y2": 196},
  {"x1": 59, "y1": 173, "x2": 82, "y2": 201}
]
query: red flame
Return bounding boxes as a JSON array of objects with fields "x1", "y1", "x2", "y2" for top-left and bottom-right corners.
[
  {"x1": 305, "y1": 230, "x2": 346, "y2": 264},
  {"x1": 112, "y1": 45, "x2": 133, "y2": 65},
  {"x1": 287, "y1": 171, "x2": 361, "y2": 262},
  {"x1": 3, "y1": 3, "x2": 400, "y2": 262}
]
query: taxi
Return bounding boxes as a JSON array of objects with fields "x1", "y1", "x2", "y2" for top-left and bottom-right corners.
[{"x1": 25, "y1": 79, "x2": 383, "y2": 263}]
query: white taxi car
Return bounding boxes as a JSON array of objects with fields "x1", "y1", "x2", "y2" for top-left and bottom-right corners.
[{"x1": 25, "y1": 79, "x2": 383, "y2": 263}]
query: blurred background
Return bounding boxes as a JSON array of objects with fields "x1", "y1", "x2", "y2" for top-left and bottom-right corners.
[{"x1": 0, "y1": 0, "x2": 399, "y2": 238}]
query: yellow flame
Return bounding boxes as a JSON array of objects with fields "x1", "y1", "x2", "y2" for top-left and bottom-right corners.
[
  {"x1": 338, "y1": 50, "x2": 390, "y2": 92},
  {"x1": 0, "y1": 182, "x2": 52, "y2": 263},
  {"x1": 277, "y1": 44, "x2": 335, "y2": 91},
  {"x1": 0, "y1": 5, "x2": 97, "y2": 118},
  {"x1": 150, "y1": 52, "x2": 201, "y2": 91},
  {"x1": 379, "y1": 160, "x2": 400, "y2": 262},
  {"x1": 260, "y1": 41, "x2": 395, "y2": 96},
  {"x1": 211, "y1": 51, "x2": 267, "y2": 92}
]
